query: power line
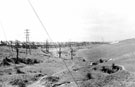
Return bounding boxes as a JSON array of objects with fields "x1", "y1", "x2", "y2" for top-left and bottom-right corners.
[
  {"x1": 27, "y1": 0, "x2": 80, "y2": 87},
  {"x1": 57, "y1": 44, "x2": 80, "y2": 87},
  {"x1": 61, "y1": 57, "x2": 80, "y2": 87},
  {"x1": 0, "y1": 21, "x2": 7, "y2": 41},
  {"x1": 0, "y1": 21, "x2": 12, "y2": 51},
  {"x1": 27, "y1": 0, "x2": 52, "y2": 42}
]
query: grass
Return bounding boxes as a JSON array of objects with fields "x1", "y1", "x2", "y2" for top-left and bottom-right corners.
[
  {"x1": 80, "y1": 70, "x2": 135, "y2": 87},
  {"x1": 1, "y1": 39, "x2": 135, "y2": 87}
]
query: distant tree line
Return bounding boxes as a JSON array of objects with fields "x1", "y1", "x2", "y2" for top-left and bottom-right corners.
[{"x1": 0, "y1": 40, "x2": 110, "y2": 49}]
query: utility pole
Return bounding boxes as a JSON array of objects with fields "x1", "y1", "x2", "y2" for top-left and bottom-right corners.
[
  {"x1": 10, "y1": 41, "x2": 13, "y2": 52},
  {"x1": 69, "y1": 44, "x2": 74, "y2": 60},
  {"x1": 45, "y1": 40, "x2": 49, "y2": 53},
  {"x1": 58, "y1": 44, "x2": 62, "y2": 58},
  {"x1": 25, "y1": 29, "x2": 31, "y2": 55},
  {"x1": 70, "y1": 47, "x2": 74, "y2": 60},
  {"x1": 15, "y1": 40, "x2": 19, "y2": 64}
]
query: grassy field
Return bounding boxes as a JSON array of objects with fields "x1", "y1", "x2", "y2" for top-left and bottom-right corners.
[
  {"x1": 77, "y1": 43, "x2": 135, "y2": 60},
  {"x1": 76, "y1": 39, "x2": 135, "y2": 72},
  {"x1": 1, "y1": 39, "x2": 135, "y2": 87}
]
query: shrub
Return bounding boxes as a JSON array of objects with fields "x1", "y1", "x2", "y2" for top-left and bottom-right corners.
[
  {"x1": 99, "y1": 59, "x2": 104, "y2": 63},
  {"x1": 92, "y1": 62, "x2": 98, "y2": 65},
  {"x1": 46, "y1": 76, "x2": 59, "y2": 83},
  {"x1": 10, "y1": 79, "x2": 27, "y2": 87},
  {"x1": 0, "y1": 57, "x2": 41, "y2": 66},
  {"x1": 86, "y1": 73, "x2": 93, "y2": 79},
  {"x1": 101, "y1": 64, "x2": 121, "y2": 74}
]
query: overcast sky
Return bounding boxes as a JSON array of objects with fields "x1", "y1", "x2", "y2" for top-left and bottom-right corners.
[{"x1": 0, "y1": 0, "x2": 135, "y2": 42}]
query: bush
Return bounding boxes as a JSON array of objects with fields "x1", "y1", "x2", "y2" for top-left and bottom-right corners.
[
  {"x1": 0, "y1": 57, "x2": 41, "y2": 66},
  {"x1": 0, "y1": 57, "x2": 11, "y2": 66},
  {"x1": 86, "y1": 73, "x2": 93, "y2": 79},
  {"x1": 14, "y1": 67, "x2": 25, "y2": 74},
  {"x1": 92, "y1": 62, "x2": 98, "y2": 65},
  {"x1": 101, "y1": 64, "x2": 121, "y2": 74},
  {"x1": 99, "y1": 59, "x2": 104, "y2": 63},
  {"x1": 41, "y1": 76, "x2": 60, "y2": 87},
  {"x1": 10, "y1": 79, "x2": 27, "y2": 87},
  {"x1": 46, "y1": 76, "x2": 59, "y2": 83}
]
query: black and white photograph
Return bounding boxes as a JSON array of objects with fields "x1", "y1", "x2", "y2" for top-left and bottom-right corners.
[{"x1": 0, "y1": 0, "x2": 135, "y2": 87}]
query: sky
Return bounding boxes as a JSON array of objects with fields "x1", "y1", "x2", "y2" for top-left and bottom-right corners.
[{"x1": 0, "y1": 0, "x2": 135, "y2": 42}]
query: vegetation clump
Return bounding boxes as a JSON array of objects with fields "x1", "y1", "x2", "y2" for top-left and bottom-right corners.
[
  {"x1": 0, "y1": 57, "x2": 41, "y2": 66},
  {"x1": 101, "y1": 63, "x2": 122, "y2": 74},
  {"x1": 86, "y1": 73, "x2": 93, "y2": 79},
  {"x1": 14, "y1": 67, "x2": 25, "y2": 74},
  {"x1": 10, "y1": 79, "x2": 28, "y2": 87},
  {"x1": 41, "y1": 76, "x2": 60, "y2": 83},
  {"x1": 80, "y1": 71, "x2": 135, "y2": 87},
  {"x1": 0, "y1": 57, "x2": 11, "y2": 66},
  {"x1": 41, "y1": 76, "x2": 60, "y2": 87},
  {"x1": 91, "y1": 58, "x2": 108, "y2": 66}
]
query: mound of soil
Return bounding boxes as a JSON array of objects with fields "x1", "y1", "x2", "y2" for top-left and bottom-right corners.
[{"x1": 0, "y1": 57, "x2": 41, "y2": 66}]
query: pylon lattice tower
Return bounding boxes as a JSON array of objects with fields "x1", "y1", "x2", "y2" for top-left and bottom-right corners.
[{"x1": 25, "y1": 29, "x2": 31, "y2": 54}]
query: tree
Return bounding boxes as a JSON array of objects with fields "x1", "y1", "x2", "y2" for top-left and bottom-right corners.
[{"x1": 0, "y1": 41, "x2": 7, "y2": 46}]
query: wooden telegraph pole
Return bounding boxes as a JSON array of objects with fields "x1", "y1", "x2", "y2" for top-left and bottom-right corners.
[
  {"x1": 70, "y1": 47, "x2": 74, "y2": 60},
  {"x1": 45, "y1": 40, "x2": 49, "y2": 53},
  {"x1": 58, "y1": 43, "x2": 62, "y2": 58},
  {"x1": 10, "y1": 41, "x2": 13, "y2": 52},
  {"x1": 15, "y1": 40, "x2": 19, "y2": 64},
  {"x1": 69, "y1": 43, "x2": 74, "y2": 60}
]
